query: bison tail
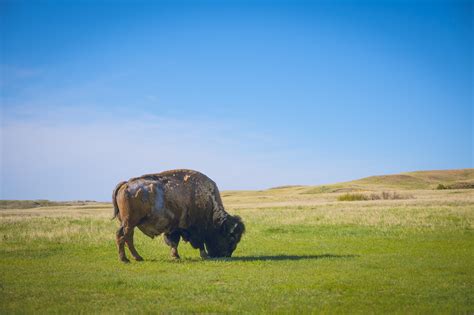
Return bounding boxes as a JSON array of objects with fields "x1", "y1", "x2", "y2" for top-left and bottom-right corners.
[{"x1": 112, "y1": 181, "x2": 127, "y2": 220}]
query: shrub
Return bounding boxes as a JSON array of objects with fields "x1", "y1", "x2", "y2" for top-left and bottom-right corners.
[
  {"x1": 436, "y1": 182, "x2": 474, "y2": 190},
  {"x1": 369, "y1": 193, "x2": 381, "y2": 200},
  {"x1": 379, "y1": 191, "x2": 406, "y2": 200},
  {"x1": 337, "y1": 193, "x2": 368, "y2": 201}
]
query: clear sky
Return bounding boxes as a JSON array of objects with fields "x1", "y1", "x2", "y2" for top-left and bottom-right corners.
[{"x1": 1, "y1": 0, "x2": 472, "y2": 201}]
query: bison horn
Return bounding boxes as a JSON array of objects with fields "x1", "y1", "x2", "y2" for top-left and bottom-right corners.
[{"x1": 230, "y1": 222, "x2": 238, "y2": 234}]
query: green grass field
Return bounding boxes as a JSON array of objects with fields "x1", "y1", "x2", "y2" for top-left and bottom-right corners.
[{"x1": 1, "y1": 169, "x2": 473, "y2": 313}]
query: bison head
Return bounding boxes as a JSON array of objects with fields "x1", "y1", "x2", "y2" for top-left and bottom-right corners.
[{"x1": 206, "y1": 215, "x2": 245, "y2": 258}]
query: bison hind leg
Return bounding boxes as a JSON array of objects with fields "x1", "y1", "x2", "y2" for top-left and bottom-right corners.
[
  {"x1": 117, "y1": 225, "x2": 143, "y2": 263},
  {"x1": 164, "y1": 231, "x2": 181, "y2": 259},
  {"x1": 116, "y1": 226, "x2": 130, "y2": 263},
  {"x1": 124, "y1": 227, "x2": 143, "y2": 261}
]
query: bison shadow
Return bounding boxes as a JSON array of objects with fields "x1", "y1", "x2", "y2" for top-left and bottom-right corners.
[
  {"x1": 222, "y1": 254, "x2": 357, "y2": 262},
  {"x1": 143, "y1": 254, "x2": 357, "y2": 263}
]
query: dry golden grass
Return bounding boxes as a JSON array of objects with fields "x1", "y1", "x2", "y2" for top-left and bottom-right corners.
[{"x1": 1, "y1": 188, "x2": 472, "y2": 244}]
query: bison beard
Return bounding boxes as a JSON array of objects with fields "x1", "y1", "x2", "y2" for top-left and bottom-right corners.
[{"x1": 112, "y1": 169, "x2": 245, "y2": 262}]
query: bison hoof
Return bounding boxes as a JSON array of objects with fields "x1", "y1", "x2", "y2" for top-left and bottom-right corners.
[
  {"x1": 171, "y1": 255, "x2": 181, "y2": 260},
  {"x1": 134, "y1": 256, "x2": 144, "y2": 262},
  {"x1": 120, "y1": 257, "x2": 130, "y2": 263}
]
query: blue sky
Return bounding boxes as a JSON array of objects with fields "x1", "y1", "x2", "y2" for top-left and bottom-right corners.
[{"x1": 1, "y1": 0, "x2": 472, "y2": 201}]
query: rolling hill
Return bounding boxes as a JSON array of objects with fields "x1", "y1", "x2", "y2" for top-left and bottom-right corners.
[
  {"x1": 297, "y1": 168, "x2": 474, "y2": 194},
  {"x1": 337, "y1": 168, "x2": 474, "y2": 190},
  {"x1": 220, "y1": 168, "x2": 474, "y2": 208}
]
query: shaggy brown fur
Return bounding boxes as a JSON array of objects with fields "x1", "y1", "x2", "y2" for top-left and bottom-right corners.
[{"x1": 112, "y1": 169, "x2": 245, "y2": 262}]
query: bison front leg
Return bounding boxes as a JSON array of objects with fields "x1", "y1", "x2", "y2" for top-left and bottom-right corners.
[
  {"x1": 164, "y1": 231, "x2": 181, "y2": 259},
  {"x1": 199, "y1": 246, "x2": 208, "y2": 259},
  {"x1": 124, "y1": 227, "x2": 143, "y2": 261}
]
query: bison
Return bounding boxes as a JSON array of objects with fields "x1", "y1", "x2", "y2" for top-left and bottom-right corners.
[{"x1": 112, "y1": 169, "x2": 245, "y2": 262}]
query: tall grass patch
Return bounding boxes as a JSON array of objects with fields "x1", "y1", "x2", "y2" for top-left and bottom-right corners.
[{"x1": 338, "y1": 191, "x2": 412, "y2": 201}]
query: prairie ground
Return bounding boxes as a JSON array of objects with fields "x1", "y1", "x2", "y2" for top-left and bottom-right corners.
[{"x1": 1, "y1": 178, "x2": 473, "y2": 313}]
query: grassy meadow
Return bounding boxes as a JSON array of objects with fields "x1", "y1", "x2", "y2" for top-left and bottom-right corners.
[{"x1": 1, "y1": 169, "x2": 473, "y2": 313}]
